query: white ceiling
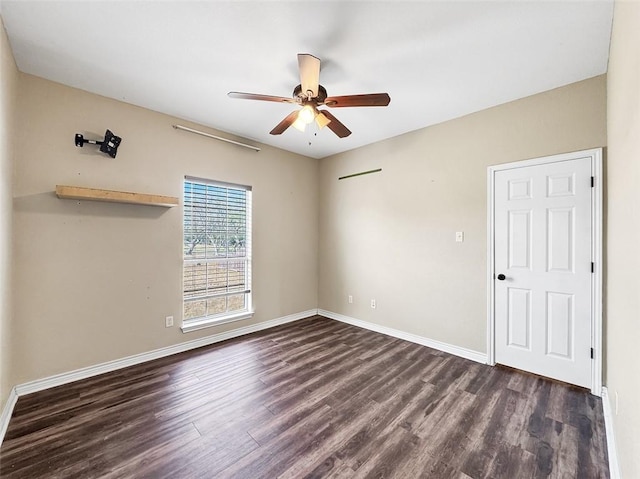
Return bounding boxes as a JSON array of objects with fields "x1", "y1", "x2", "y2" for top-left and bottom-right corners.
[{"x1": 1, "y1": 1, "x2": 613, "y2": 159}]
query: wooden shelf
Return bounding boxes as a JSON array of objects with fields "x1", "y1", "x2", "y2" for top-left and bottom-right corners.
[{"x1": 56, "y1": 185, "x2": 179, "y2": 207}]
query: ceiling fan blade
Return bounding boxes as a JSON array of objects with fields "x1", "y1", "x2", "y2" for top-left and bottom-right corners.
[
  {"x1": 324, "y1": 93, "x2": 391, "y2": 108},
  {"x1": 320, "y1": 111, "x2": 352, "y2": 138},
  {"x1": 270, "y1": 110, "x2": 300, "y2": 135},
  {"x1": 228, "y1": 92, "x2": 296, "y2": 104},
  {"x1": 298, "y1": 53, "x2": 320, "y2": 98}
]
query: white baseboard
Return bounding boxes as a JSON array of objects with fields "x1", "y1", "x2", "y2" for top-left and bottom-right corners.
[
  {"x1": 0, "y1": 387, "x2": 18, "y2": 446},
  {"x1": 13, "y1": 309, "x2": 318, "y2": 399},
  {"x1": 601, "y1": 387, "x2": 621, "y2": 479},
  {"x1": 318, "y1": 309, "x2": 487, "y2": 364}
]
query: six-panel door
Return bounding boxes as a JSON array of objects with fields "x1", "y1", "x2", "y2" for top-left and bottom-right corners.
[{"x1": 494, "y1": 157, "x2": 592, "y2": 388}]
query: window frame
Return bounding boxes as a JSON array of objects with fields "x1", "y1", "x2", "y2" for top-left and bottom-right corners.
[{"x1": 181, "y1": 176, "x2": 253, "y2": 333}]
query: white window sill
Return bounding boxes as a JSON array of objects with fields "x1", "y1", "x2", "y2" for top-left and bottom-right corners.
[{"x1": 181, "y1": 310, "x2": 254, "y2": 333}]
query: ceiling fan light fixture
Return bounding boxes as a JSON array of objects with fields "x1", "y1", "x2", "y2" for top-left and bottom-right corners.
[
  {"x1": 315, "y1": 111, "x2": 331, "y2": 129},
  {"x1": 298, "y1": 104, "x2": 316, "y2": 124},
  {"x1": 292, "y1": 117, "x2": 307, "y2": 132}
]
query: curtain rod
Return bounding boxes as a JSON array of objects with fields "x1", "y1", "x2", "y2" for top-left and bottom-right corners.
[
  {"x1": 338, "y1": 168, "x2": 382, "y2": 180},
  {"x1": 172, "y1": 124, "x2": 261, "y2": 152}
]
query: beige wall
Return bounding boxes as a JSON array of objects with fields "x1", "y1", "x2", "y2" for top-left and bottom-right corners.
[
  {"x1": 606, "y1": 1, "x2": 640, "y2": 476},
  {"x1": 0, "y1": 17, "x2": 18, "y2": 412},
  {"x1": 11, "y1": 74, "x2": 319, "y2": 385},
  {"x1": 318, "y1": 75, "x2": 606, "y2": 353}
]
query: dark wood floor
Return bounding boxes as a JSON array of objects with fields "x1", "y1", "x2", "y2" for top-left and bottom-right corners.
[{"x1": 0, "y1": 316, "x2": 609, "y2": 478}]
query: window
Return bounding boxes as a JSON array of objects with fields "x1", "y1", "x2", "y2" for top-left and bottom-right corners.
[{"x1": 182, "y1": 177, "x2": 252, "y2": 332}]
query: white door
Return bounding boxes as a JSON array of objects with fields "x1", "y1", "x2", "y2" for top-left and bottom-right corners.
[{"x1": 494, "y1": 156, "x2": 593, "y2": 388}]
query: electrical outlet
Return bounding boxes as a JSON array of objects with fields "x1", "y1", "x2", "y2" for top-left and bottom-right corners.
[
  {"x1": 165, "y1": 315, "x2": 174, "y2": 328},
  {"x1": 456, "y1": 231, "x2": 464, "y2": 242},
  {"x1": 371, "y1": 299, "x2": 376, "y2": 309},
  {"x1": 348, "y1": 295, "x2": 353, "y2": 304}
]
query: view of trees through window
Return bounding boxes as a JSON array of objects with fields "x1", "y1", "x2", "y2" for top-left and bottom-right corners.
[{"x1": 183, "y1": 179, "x2": 251, "y2": 322}]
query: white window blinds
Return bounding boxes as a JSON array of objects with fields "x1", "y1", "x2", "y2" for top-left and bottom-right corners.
[{"x1": 183, "y1": 177, "x2": 252, "y2": 324}]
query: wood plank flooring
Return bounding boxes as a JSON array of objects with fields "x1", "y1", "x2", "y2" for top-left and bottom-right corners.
[{"x1": 0, "y1": 316, "x2": 609, "y2": 478}]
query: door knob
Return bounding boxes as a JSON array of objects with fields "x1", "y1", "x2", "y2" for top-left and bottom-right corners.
[{"x1": 497, "y1": 274, "x2": 506, "y2": 281}]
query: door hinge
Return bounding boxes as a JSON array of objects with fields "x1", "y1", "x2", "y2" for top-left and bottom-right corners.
[
  {"x1": 591, "y1": 348, "x2": 594, "y2": 359},
  {"x1": 591, "y1": 262, "x2": 595, "y2": 273},
  {"x1": 591, "y1": 176, "x2": 595, "y2": 187}
]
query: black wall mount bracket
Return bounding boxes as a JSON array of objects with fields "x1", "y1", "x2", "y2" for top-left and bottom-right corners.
[{"x1": 75, "y1": 129, "x2": 122, "y2": 158}]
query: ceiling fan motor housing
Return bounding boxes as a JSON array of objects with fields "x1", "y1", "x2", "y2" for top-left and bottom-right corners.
[{"x1": 294, "y1": 84, "x2": 327, "y2": 103}]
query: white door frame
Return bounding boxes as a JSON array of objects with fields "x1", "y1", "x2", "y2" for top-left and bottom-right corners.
[{"x1": 487, "y1": 148, "x2": 603, "y2": 396}]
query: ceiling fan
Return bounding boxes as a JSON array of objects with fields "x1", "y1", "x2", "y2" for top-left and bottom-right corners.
[{"x1": 228, "y1": 54, "x2": 391, "y2": 138}]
